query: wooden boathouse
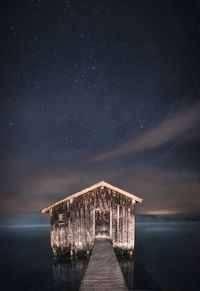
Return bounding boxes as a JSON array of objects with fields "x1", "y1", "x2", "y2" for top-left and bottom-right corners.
[{"x1": 41, "y1": 181, "x2": 143, "y2": 256}]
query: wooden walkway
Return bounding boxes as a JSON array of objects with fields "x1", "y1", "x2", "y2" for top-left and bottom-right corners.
[{"x1": 79, "y1": 239, "x2": 128, "y2": 291}]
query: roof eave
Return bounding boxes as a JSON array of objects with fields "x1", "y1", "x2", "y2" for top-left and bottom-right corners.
[{"x1": 40, "y1": 181, "x2": 143, "y2": 213}]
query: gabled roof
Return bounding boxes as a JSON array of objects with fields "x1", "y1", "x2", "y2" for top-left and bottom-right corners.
[{"x1": 41, "y1": 181, "x2": 143, "y2": 213}]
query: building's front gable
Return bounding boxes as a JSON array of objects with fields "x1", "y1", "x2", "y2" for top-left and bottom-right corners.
[{"x1": 41, "y1": 181, "x2": 143, "y2": 214}]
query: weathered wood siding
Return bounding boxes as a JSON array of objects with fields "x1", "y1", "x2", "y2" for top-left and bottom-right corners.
[{"x1": 50, "y1": 186, "x2": 135, "y2": 253}]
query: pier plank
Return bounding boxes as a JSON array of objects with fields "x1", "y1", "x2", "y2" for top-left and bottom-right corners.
[{"x1": 79, "y1": 239, "x2": 128, "y2": 291}]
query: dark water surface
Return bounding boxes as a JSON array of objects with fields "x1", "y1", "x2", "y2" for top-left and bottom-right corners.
[{"x1": 0, "y1": 222, "x2": 199, "y2": 291}]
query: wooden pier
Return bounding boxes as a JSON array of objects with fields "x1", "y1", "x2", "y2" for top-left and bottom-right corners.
[{"x1": 79, "y1": 239, "x2": 128, "y2": 291}]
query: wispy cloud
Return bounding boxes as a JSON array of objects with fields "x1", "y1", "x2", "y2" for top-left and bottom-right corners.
[
  {"x1": 91, "y1": 101, "x2": 200, "y2": 162},
  {"x1": 1, "y1": 154, "x2": 200, "y2": 214},
  {"x1": 1, "y1": 102, "x2": 200, "y2": 215}
]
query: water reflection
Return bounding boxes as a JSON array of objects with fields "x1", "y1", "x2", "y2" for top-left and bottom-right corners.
[
  {"x1": 50, "y1": 222, "x2": 200, "y2": 291},
  {"x1": 53, "y1": 256, "x2": 89, "y2": 291},
  {"x1": 116, "y1": 255, "x2": 134, "y2": 290},
  {"x1": 53, "y1": 253, "x2": 160, "y2": 291},
  {"x1": 116, "y1": 252, "x2": 160, "y2": 290},
  {"x1": 1, "y1": 222, "x2": 199, "y2": 290},
  {"x1": 53, "y1": 255, "x2": 135, "y2": 291}
]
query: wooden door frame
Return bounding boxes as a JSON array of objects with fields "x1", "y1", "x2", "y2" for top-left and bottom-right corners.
[{"x1": 93, "y1": 208, "x2": 112, "y2": 239}]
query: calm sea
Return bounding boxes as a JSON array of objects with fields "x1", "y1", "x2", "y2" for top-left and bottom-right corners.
[{"x1": 0, "y1": 221, "x2": 199, "y2": 290}]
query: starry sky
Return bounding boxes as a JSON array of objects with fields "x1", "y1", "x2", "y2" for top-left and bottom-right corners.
[{"x1": 0, "y1": 0, "x2": 200, "y2": 218}]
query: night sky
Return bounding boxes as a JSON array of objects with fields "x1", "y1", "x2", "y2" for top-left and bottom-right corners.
[{"x1": 1, "y1": 0, "x2": 200, "y2": 217}]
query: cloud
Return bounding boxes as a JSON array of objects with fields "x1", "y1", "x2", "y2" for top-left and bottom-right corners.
[
  {"x1": 1, "y1": 154, "x2": 200, "y2": 215},
  {"x1": 1, "y1": 99, "x2": 200, "y2": 216},
  {"x1": 0, "y1": 155, "x2": 123, "y2": 213},
  {"x1": 91, "y1": 101, "x2": 200, "y2": 162}
]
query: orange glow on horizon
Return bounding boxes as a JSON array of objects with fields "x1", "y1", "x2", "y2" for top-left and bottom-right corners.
[{"x1": 142, "y1": 210, "x2": 182, "y2": 215}]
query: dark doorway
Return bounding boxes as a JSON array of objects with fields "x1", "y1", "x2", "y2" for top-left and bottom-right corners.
[{"x1": 95, "y1": 210, "x2": 110, "y2": 238}]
